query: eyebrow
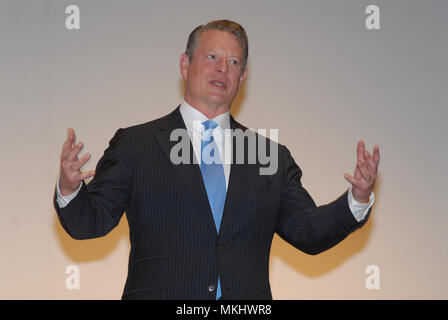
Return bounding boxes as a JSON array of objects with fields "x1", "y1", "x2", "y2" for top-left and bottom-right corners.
[{"x1": 204, "y1": 48, "x2": 241, "y2": 60}]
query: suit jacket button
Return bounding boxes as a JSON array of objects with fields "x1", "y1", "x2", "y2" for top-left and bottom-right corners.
[
  {"x1": 208, "y1": 285, "x2": 215, "y2": 292},
  {"x1": 217, "y1": 243, "x2": 223, "y2": 251}
]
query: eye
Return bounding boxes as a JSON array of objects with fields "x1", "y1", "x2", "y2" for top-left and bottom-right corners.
[
  {"x1": 207, "y1": 54, "x2": 216, "y2": 59},
  {"x1": 229, "y1": 59, "x2": 239, "y2": 65}
]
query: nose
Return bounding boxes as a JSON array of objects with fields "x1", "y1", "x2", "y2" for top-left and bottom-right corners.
[{"x1": 216, "y1": 57, "x2": 228, "y2": 73}]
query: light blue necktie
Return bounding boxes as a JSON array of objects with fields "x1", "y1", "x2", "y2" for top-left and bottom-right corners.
[{"x1": 200, "y1": 120, "x2": 226, "y2": 300}]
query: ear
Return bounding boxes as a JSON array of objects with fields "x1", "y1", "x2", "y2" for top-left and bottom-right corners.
[
  {"x1": 238, "y1": 68, "x2": 248, "y2": 90},
  {"x1": 180, "y1": 53, "x2": 190, "y2": 80}
]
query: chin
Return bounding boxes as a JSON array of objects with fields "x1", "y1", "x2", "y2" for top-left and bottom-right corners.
[{"x1": 207, "y1": 96, "x2": 228, "y2": 106}]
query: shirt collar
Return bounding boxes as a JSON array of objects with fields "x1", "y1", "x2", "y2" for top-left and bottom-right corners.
[{"x1": 179, "y1": 100, "x2": 231, "y2": 134}]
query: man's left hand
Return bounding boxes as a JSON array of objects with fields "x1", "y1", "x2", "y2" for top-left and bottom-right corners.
[{"x1": 344, "y1": 141, "x2": 380, "y2": 203}]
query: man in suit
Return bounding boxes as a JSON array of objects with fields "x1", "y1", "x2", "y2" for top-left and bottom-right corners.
[{"x1": 54, "y1": 20, "x2": 380, "y2": 299}]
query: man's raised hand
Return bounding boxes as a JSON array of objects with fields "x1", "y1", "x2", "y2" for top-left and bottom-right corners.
[
  {"x1": 59, "y1": 128, "x2": 95, "y2": 196},
  {"x1": 344, "y1": 140, "x2": 380, "y2": 203}
]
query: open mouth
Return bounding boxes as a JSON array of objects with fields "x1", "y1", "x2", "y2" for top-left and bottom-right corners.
[{"x1": 209, "y1": 80, "x2": 227, "y2": 89}]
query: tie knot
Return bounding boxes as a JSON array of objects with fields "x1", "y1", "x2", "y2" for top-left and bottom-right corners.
[{"x1": 202, "y1": 120, "x2": 218, "y2": 131}]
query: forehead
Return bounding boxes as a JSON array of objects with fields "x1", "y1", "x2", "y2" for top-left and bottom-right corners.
[{"x1": 196, "y1": 30, "x2": 243, "y2": 56}]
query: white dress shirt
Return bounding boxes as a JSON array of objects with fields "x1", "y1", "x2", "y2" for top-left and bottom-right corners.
[
  {"x1": 57, "y1": 100, "x2": 374, "y2": 222},
  {"x1": 179, "y1": 100, "x2": 232, "y2": 189}
]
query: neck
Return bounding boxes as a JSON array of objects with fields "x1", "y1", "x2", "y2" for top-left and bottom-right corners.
[{"x1": 184, "y1": 97, "x2": 230, "y2": 119}]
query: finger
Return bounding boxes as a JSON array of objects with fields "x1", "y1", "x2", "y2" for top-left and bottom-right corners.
[
  {"x1": 356, "y1": 160, "x2": 372, "y2": 182},
  {"x1": 344, "y1": 173, "x2": 360, "y2": 188},
  {"x1": 364, "y1": 151, "x2": 377, "y2": 174},
  {"x1": 61, "y1": 128, "x2": 76, "y2": 159},
  {"x1": 67, "y1": 128, "x2": 75, "y2": 138},
  {"x1": 373, "y1": 145, "x2": 380, "y2": 165},
  {"x1": 61, "y1": 129, "x2": 77, "y2": 161},
  {"x1": 354, "y1": 166, "x2": 362, "y2": 180},
  {"x1": 61, "y1": 143, "x2": 72, "y2": 161},
  {"x1": 72, "y1": 153, "x2": 91, "y2": 171},
  {"x1": 66, "y1": 141, "x2": 84, "y2": 162},
  {"x1": 79, "y1": 170, "x2": 95, "y2": 181},
  {"x1": 67, "y1": 128, "x2": 76, "y2": 147},
  {"x1": 357, "y1": 140, "x2": 366, "y2": 164}
]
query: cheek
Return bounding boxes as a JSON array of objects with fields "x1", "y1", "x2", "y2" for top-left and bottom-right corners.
[
  {"x1": 230, "y1": 73, "x2": 242, "y2": 89},
  {"x1": 192, "y1": 65, "x2": 209, "y2": 79}
]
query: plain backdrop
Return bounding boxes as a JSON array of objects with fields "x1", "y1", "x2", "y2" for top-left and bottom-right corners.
[{"x1": 0, "y1": 0, "x2": 447, "y2": 299}]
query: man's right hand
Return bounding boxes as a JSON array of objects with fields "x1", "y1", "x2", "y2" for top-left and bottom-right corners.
[{"x1": 59, "y1": 128, "x2": 95, "y2": 196}]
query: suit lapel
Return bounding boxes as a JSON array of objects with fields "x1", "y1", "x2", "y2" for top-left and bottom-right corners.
[
  {"x1": 219, "y1": 116, "x2": 254, "y2": 235},
  {"x1": 155, "y1": 107, "x2": 217, "y2": 236},
  {"x1": 154, "y1": 108, "x2": 257, "y2": 237}
]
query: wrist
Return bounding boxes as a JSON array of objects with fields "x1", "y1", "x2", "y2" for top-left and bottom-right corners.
[
  {"x1": 58, "y1": 177, "x2": 81, "y2": 197},
  {"x1": 351, "y1": 188, "x2": 371, "y2": 204},
  {"x1": 60, "y1": 186, "x2": 78, "y2": 197}
]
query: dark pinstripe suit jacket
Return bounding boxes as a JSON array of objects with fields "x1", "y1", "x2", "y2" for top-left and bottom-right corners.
[{"x1": 54, "y1": 106, "x2": 370, "y2": 300}]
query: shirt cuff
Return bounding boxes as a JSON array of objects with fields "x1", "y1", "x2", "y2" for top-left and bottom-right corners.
[
  {"x1": 347, "y1": 185, "x2": 374, "y2": 222},
  {"x1": 56, "y1": 176, "x2": 82, "y2": 208}
]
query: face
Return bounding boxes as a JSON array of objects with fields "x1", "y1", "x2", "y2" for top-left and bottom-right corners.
[{"x1": 180, "y1": 30, "x2": 247, "y2": 116}]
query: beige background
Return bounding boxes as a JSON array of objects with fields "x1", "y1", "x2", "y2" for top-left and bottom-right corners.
[{"x1": 1, "y1": 0, "x2": 447, "y2": 299}]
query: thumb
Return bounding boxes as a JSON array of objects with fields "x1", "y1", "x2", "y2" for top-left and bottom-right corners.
[{"x1": 344, "y1": 173, "x2": 356, "y2": 186}]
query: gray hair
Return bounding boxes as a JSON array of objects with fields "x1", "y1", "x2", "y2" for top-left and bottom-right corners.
[{"x1": 185, "y1": 19, "x2": 249, "y2": 72}]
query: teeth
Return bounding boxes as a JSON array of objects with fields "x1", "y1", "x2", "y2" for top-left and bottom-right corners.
[{"x1": 213, "y1": 81, "x2": 224, "y2": 87}]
